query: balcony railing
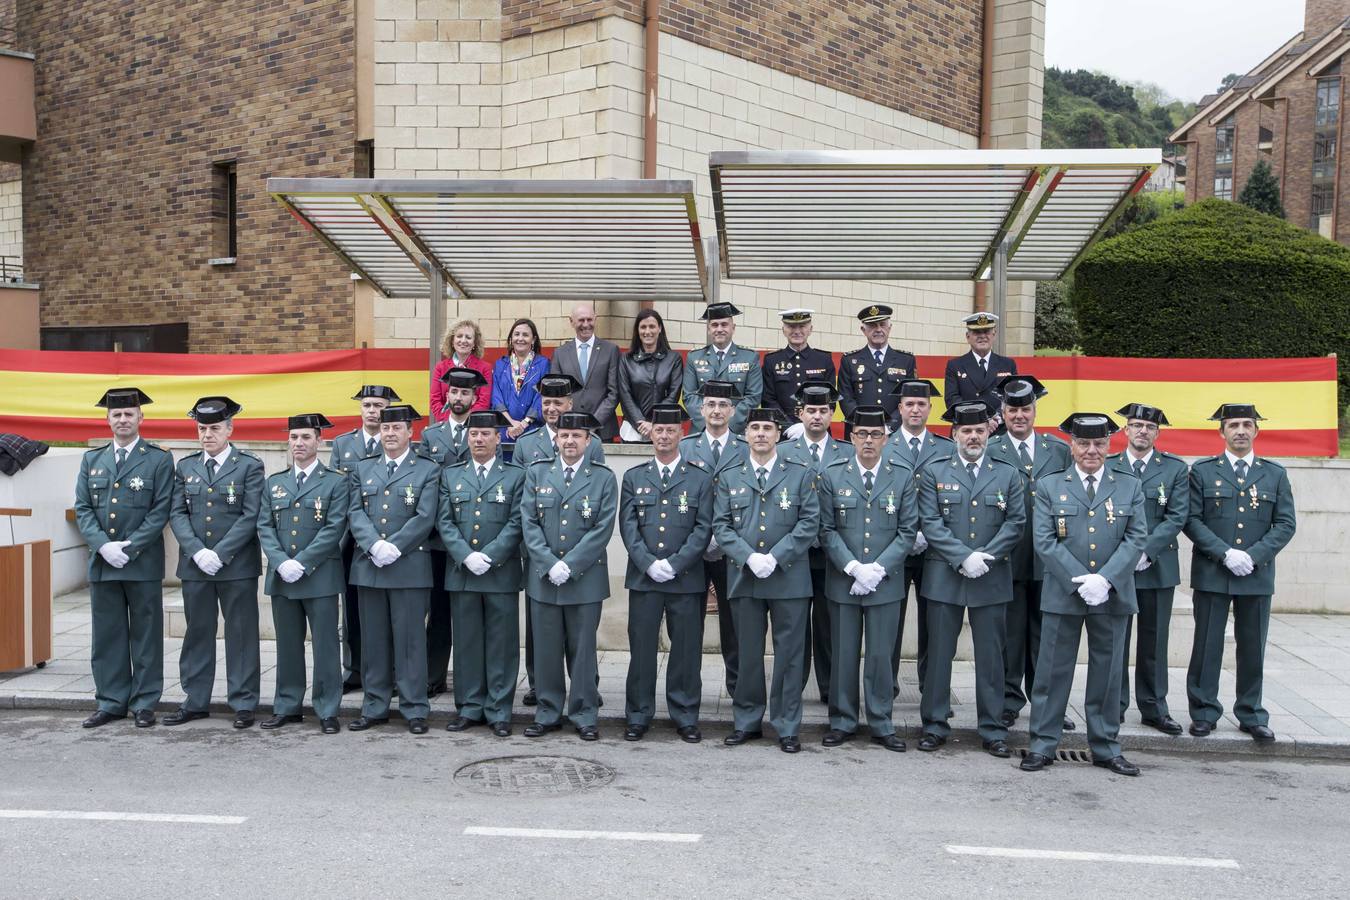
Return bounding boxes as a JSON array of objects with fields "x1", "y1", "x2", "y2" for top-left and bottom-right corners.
[{"x1": 0, "y1": 256, "x2": 23, "y2": 284}]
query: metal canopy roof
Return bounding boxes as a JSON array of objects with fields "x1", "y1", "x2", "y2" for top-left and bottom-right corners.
[
  {"x1": 708, "y1": 150, "x2": 1160, "y2": 282},
  {"x1": 268, "y1": 178, "x2": 709, "y2": 301}
]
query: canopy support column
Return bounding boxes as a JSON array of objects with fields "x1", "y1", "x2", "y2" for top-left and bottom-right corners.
[
  {"x1": 991, "y1": 237, "x2": 1009, "y2": 357},
  {"x1": 427, "y1": 266, "x2": 445, "y2": 381}
]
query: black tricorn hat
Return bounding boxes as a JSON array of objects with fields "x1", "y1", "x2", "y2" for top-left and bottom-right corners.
[
  {"x1": 942, "y1": 401, "x2": 994, "y2": 426},
  {"x1": 999, "y1": 375, "x2": 1048, "y2": 407},
  {"x1": 648, "y1": 404, "x2": 690, "y2": 426},
  {"x1": 353, "y1": 384, "x2": 401, "y2": 402},
  {"x1": 745, "y1": 407, "x2": 786, "y2": 428},
  {"x1": 795, "y1": 380, "x2": 839, "y2": 407},
  {"x1": 848, "y1": 406, "x2": 890, "y2": 429},
  {"x1": 440, "y1": 366, "x2": 488, "y2": 389},
  {"x1": 1208, "y1": 403, "x2": 1265, "y2": 422},
  {"x1": 890, "y1": 379, "x2": 940, "y2": 399},
  {"x1": 538, "y1": 374, "x2": 582, "y2": 398},
  {"x1": 1116, "y1": 403, "x2": 1170, "y2": 426},
  {"x1": 556, "y1": 411, "x2": 600, "y2": 432},
  {"x1": 466, "y1": 410, "x2": 510, "y2": 429},
  {"x1": 188, "y1": 396, "x2": 242, "y2": 424},
  {"x1": 97, "y1": 387, "x2": 152, "y2": 409},
  {"x1": 700, "y1": 302, "x2": 742, "y2": 320},
  {"x1": 287, "y1": 413, "x2": 334, "y2": 432},
  {"x1": 1058, "y1": 412, "x2": 1120, "y2": 439},
  {"x1": 379, "y1": 404, "x2": 422, "y2": 424},
  {"x1": 701, "y1": 380, "x2": 742, "y2": 401}
]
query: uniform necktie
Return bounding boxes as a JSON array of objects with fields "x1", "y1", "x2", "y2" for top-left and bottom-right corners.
[
  {"x1": 756, "y1": 467, "x2": 767, "y2": 491},
  {"x1": 716, "y1": 349, "x2": 725, "y2": 367},
  {"x1": 296, "y1": 470, "x2": 307, "y2": 489},
  {"x1": 477, "y1": 464, "x2": 487, "y2": 482},
  {"x1": 1133, "y1": 459, "x2": 1145, "y2": 478},
  {"x1": 387, "y1": 460, "x2": 397, "y2": 478},
  {"x1": 909, "y1": 436, "x2": 920, "y2": 460},
  {"x1": 205, "y1": 458, "x2": 217, "y2": 482},
  {"x1": 564, "y1": 467, "x2": 574, "y2": 487},
  {"x1": 711, "y1": 440, "x2": 722, "y2": 466},
  {"x1": 1085, "y1": 473, "x2": 1096, "y2": 503},
  {"x1": 116, "y1": 447, "x2": 128, "y2": 471},
  {"x1": 874, "y1": 349, "x2": 884, "y2": 366},
  {"x1": 366, "y1": 437, "x2": 377, "y2": 457},
  {"x1": 661, "y1": 466, "x2": 671, "y2": 487},
  {"x1": 1019, "y1": 441, "x2": 1032, "y2": 469},
  {"x1": 1235, "y1": 459, "x2": 1248, "y2": 482},
  {"x1": 810, "y1": 443, "x2": 820, "y2": 463},
  {"x1": 980, "y1": 357, "x2": 988, "y2": 373},
  {"x1": 967, "y1": 462, "x2": 978, "y2": 482},
  {"x1": 578, "y1": 341, "x2": 590, "y2": 380},
  {"x1": 453, "y1": 424, "x2": 463, "y2": 445},
  {"x1": 863, "y1": 469, "x2": 874, "y2": 496}
]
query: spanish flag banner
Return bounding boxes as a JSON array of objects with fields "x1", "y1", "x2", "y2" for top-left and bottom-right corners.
[{"x1": 0, "y1": 349, "x2": 1338, "y2": 457}]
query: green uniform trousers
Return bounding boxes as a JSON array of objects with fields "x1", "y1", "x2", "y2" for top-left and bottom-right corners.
[
  {"x1": 731, "y1": 595, "x2": 809, "y2": 737},
  {"x1": 1120, "y1": 587, "x2": 1174, "y2": 721},
  {"x1": 180, "y1": 579, "x2": 260, "y2": 713},
  {"x1": 358, "y1": 588, "x2": 430, "y2": 721},
  {"x1": 1187, "y1": 591, "x2": 1270, "y2": 728},
  {"x1": 802, "y1": 555, "x2": 834, "y2": 707},
  {"x1": 451, "y1": 591, "x2": 520, "y2": 725},
  {"x1": 923, "y1": 601, "x2": 1008, "y2": 743},
  {"x1": 1002, "y1": 578, "x2": 1042, "y2": 718},
  {"x1": 829, "y1": 599, "x2": 901, "y2": 736},
  {"x1": 625, "y1": 590, "x2": 704, "y2": 728},
  {"x1": 895, "y1": 558, "x2": 928, "y2": 696},
  {"x1": 270, "y1": 593, "x2": 342, "y2": 720},
  {"x1": 90, "y1": 580, "x2": 164, "y2": 715},
  {"x1": 425, "y1": 549, "x2": 452, "y2": 690},
  {"x1": 1029, "y1": 611, "x2": 1128, "y2": 761},
  {"x1": 530, "y1": 599, "x2": 603, "y2": 728}
]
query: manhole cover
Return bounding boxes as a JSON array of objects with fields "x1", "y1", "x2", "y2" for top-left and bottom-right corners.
[{"x1": 454, "y1": 755, "x2": 616, "y2": 796}]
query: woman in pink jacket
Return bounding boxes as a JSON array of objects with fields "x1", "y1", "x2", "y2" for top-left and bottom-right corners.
[{"x1": 430, "y1": 318, "x2": 493, "y2": 421}]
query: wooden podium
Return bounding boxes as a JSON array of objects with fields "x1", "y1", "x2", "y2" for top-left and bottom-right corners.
[{"x1": 0, "y1": 508, "x2": 52, "y2": 671}]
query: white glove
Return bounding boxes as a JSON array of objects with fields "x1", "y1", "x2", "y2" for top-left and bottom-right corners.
[
  {"x1": 192, "y1": 548, "x2": 223, "y2": 576},
  {"x1": 464, "y1": 551, "x2": 492, "y2": 576},
  {"x1": 857, "y1": 562, "x2": 886, "y2": 592},
  {"x1": 98, "y1": 541, "x2": 131, "y2": 569},
  {"x1": 849, "y1": 579, "x2": 872, "y2": 596},
  {"x1": 959, "y1": 551, "x2": 994, "y2": 579},
  {"x1": 785, "y1": 422, "x2": 807, "y2": 441},
  {"x1": 548, "y1": 560, "x2": 571, "y2": 585},
  {"x1": 1135, "y1": 552, "x2": 1153, "y2": 572},
  {"x1": 370, "y1": 540, "x2": 401, "y2": 567},
  {"x1": 277, "y1": 559, "x2": 306, "y2": 583},
  {"x1": 1072, "y1": 573, "x2": 1111, "y2": 606},
  {"x1": 910, "y1": 531, "x2": 927, "y2": 555},
  {"x1": 1223, "y1": 548, "x2": 1254, "y2": 577},
  {"x1": 647, "y1": 559, "x2": 677, "y2": 583},
  {"x1": 747, "y1": 553, "x2": 777, "y2": 579}
]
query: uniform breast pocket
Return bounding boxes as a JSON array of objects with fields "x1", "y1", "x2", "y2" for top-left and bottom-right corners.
[
  {"x1": 1250, "y1": 489, "x2": 1275, "y2": 521},
  {"x1": 1051, "y1": 505, "x2": 1077, "y2": 540},
  {"x1": 634, "y1": 496, "x2": 656, "y2": 523},
  {"x1": 534, "y1": 495, "x2": 556, "y2": 519},
  {"x1": 833, "y1": 495, "x2": 857, "y2": 522},
  {"x1": 361, "y1": 488, "x2": 377, "y2": 511},
  {"x1": 982, "y1": 493, "x2": 1008, "y2": 522},
  {"x1": 728, "y1": 497, "x2": 750, "y2": 527},
  {"x1": 937, "y1": 490, "x2": 961, "y2": 520},
  {"x1": 271, "y1": 500, "x2": 289, "y2": 525},
  {"x1": 128, "y1": 486, "x2": 153, "y2": 507},
  {"x1": 88, "y1": 477, "x2": 108, "y2": 503},
  {"x1": 183, "y1": 481, "x2": 201, "y2": 509},
  {"x1": 1204, "y1": 486, "x2": 1235, "y2": 519},
  {"x1": 448, "y1": 491, "x2": 473, "y2": 521}
]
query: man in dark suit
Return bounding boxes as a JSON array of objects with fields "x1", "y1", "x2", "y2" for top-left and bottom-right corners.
[
  {"x1": 761, "y1": 309, "x2": 836, "y2": 441},
  {"x1": 837, "y1": 305, "x2": 916, "y2": 436},
  {"x1": 550, "y1": 303, "x2": 621, "y2": 441},
  {"x1": 943, "y1": 312, "x2": 1017, "y2": 413}
]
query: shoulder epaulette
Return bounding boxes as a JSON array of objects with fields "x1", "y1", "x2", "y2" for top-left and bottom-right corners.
[{"x1": 85, "y1": 442, "x2": 111, "y2": 455}]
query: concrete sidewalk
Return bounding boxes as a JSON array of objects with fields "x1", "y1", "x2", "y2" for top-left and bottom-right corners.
[{"x1": 3, "y1": 590, "x2": 1349, "y2": 760}]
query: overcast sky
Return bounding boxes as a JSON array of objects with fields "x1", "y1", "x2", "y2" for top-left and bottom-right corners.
[{"x1": 1044, "y1": 0, "x2": 1307, "y2": 102}]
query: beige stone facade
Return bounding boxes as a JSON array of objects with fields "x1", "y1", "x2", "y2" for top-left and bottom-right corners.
[{"x1": 0, "y1": 165, "x2": 19, "y2": 271}]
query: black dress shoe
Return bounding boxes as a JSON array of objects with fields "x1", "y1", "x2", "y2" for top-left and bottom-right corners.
[
  {"x1": 522, "y1": 689, "x2": 538, "y2": 706},
  {"x1": 347, "y1": 716, "x2": 389, "y2": 731},
  {"x1": 983, "y1": 739, "x2": 1011, "y2": 758},
  {"x1": 524, "y1": 721, "x2": 561, "y2": 738},
  {"x1": 341, "y1": 679, "x2": 362, "y2": 694},
  {"x1": 623, "y1": 723, "x2": 647, "y2": 742},
  {"x1": 871, "y1": 734, "x2": 907, "y2": 752},
  {"x1": 779, "y1": 736, "x2": 801, "y2": 753},
  {"x1": 134, "y1": 709, "x2": 156, "y2": 728},
  {"x1": 445, "y1": 716, "x2": 484, "y2": 732},
  {"x1": 1189, "y1": 720, "x2": 1214, "y2": 737},
  {"x1": 260, "y1": 714, "x2": 302, "y2": 730},
  {"x1": 723, "y1": 729, "x2": 762, "y2": 746},
  {"x1": 1020, "y1": 751, "x2": 1055, "y2": 772},
  {"x1": 1062, "y1": 717, "x2": 1076, "y2": 731},
  {"x1": 233, "y1": 711, "x2": 256, "y2": 729},
  {"x1": 677, "y1": 725, "x2": 702, "y2": 744},
  {"x1": 1240, "y1": 723, "x2": 1276, "y2": 743},
  {"x1": 1093, "y1": 755, "x2": 1141, "y2": 776},
  {"x1": 163, "y1": 708, "x2": 209, "y2": 727},
  {"x1": 81, "y1": 710, "x2": 124, "y2": 728},
  {"x1": 320, "y1": 718, "x2": 341, "y2": 734},
  {"x1": 822, "y1": 729, "x2": 855, "y2": 747},
  {"x1": 917, "y1": 733, "x2": 946, "y2": 752},
  {"x1": 1142, "y1": 715, "x2": 1183, "y2": 735},
  {"x1": 408, "y1": 718, "x2": 429, "y2": 734},
  {"x1": 577, "y1": 725, "x2": 600, "y2": 741},
  {"x1": 491, "y1": 721, "x2": 512, "y2": 737},
  {"x1": 999, "y1": 710, "x2": 1018, "y2": 728},
  {"x1": 427, "y1": 681, "x2": 448, "y2": 698}
]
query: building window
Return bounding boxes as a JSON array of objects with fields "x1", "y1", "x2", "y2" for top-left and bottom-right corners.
[
  {"x1": 355, "y1": 140, "x2": 374, "y2": 179},
  {"x1": 211, "y1": 160, "x2": 238, "y2": 262},
  {"x1": 1214, "y1": 115, "x2": 1235, "y2": 200},
  {"x1": 1311, "y1": 76, "x2": 1340, "y2": 234},
  {"x1": 42, "y1": 323, "x2": 190, "y2": 353}
]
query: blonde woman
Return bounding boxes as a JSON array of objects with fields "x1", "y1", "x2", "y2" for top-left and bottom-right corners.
[{"x1": 431, "y1": 319, "x2": 492, "y2": 421}]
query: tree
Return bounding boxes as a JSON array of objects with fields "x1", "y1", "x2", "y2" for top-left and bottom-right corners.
[
  {"x1": 1220, "y1": 73, "x2": 1240, "y2": 91},
  {"x1": 1238, "y1": 159, "x2": 1286, "y2": 218},
  {"x1": 1034, "y1": 280, "x2": 1080, "y2": 350},
  {"x1": 1063, "y1": 108, "x2": 1110, "y2": 148}
]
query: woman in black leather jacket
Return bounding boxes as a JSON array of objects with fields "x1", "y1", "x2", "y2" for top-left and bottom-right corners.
[{"x1": 617, "y1": 309, "x2": 684, "y2": 442}]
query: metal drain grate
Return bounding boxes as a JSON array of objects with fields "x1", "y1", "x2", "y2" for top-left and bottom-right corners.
[
  {"x1": 454, "y1": 755, "x2": 616, "y2": 796},
  {"x1": 1016, "y1": 747, "x2": 1093, "y2": 764}
]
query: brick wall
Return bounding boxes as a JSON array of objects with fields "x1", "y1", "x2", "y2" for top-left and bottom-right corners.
[
  {"x1": 21, "y1": 0, "x2": 359, "y2": 352},
  {"x1": 503, "y1": 0, "x2": 984, "y2": 135}
]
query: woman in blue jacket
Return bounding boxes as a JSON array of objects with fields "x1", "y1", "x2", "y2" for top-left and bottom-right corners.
[{"x1": 491, "y1": 317, "x2": 549, "y2": 448}]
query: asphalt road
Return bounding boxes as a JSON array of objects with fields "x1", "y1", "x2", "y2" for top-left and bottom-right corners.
[{"x1": 2, "y1": 710, "x2": 1347, "y2": 899}]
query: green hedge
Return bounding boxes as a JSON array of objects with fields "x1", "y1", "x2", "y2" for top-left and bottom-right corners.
[{"x1": 1071, "y1": 199, "x2": 1350, "y2": 416}]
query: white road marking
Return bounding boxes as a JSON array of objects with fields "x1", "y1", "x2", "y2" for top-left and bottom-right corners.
[
  {"x1": 945, "y1": 845, "x2": 1239, "y2": 870},
  {"x1": 465, "y1": 826, "x2": 700, "y2": 843},
  {"x1": 0, "y1": 809, "x2": 247, "y2": 825}
]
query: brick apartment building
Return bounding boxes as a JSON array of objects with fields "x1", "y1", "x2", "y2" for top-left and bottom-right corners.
[
  {"x1": 2, "y1": 0, "x2": 1045, "y2": 355},
  {"x1": 1171, "y1": 0, "x2": 1350, "y2": 244}
]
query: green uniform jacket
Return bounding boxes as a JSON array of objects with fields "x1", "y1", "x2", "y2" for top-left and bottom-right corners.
[
  {"x1": 677, "y1": 431, "x2": 745, "y2": 477},
  {"x1": 522, "y1": 459, "x2": 618, "y2": 605},
  {"x1": 820, "y1": 457, "x2": 919, "y2": 606},
  {"x1": 257, "y1": 463, "x2": 350, "y2": 598},
  {"x1": 779, "y1": 435, "x2": 855, "y2": 470},
  {"x1": 170, "y1": 448, "x2": 265, "y2": 581},
  {"x1": 437, "y1": 458, "x2": 526, "y2": 593},
  {"x1": 1034, "y1": 468, "x2": 1147, "y2": 615},
  {"x1": 347, "y1": 452, "x2": 440, "y2": 589},
  {"x1": 682, "y1": 343, "x2": 763, "y2": 434},
  {"x1": 986, "y1": 431, "x2": 1071, "y2": 582},
  {"x1": 74, "y1": 440, "x2": 174, "y2": 582},
  {"x1": 511, "y1": 425, "x2": 606, "y2": 467},
  {"x1": 1184, "y1": 454, "x2": 1296, "y2": 596},
  {"x1": 1107, "y1": 449, "x2": 1190, "y2": 589},
  {"x1": 419, "y1": 420, "x2": 470, "y2": 467},
  {"x1": 712, "y1": 456, "x2": 820, "y2": 599},
  {"x1": 619, "y1": 457, "x2": 714, "y2": 594},
  {"x1": 917, "y1": 454, "x2": 1026, "y2": 607}
]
